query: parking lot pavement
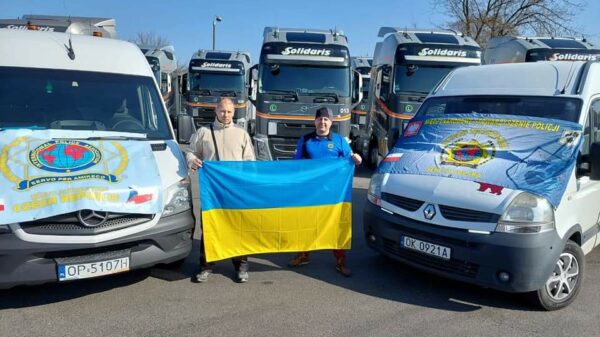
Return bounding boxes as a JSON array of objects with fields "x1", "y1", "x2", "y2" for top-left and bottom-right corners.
[{"x1": 1, "y1": 166, "x2": 599, "y2": 337}]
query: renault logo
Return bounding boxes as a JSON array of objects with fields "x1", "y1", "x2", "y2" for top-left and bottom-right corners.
[
  {"x1": 77, "y1": 210, "x2": 109, "y2": 228},
  {"x1": 423, "y1": 204, "x2": 436, "y2": 220}
]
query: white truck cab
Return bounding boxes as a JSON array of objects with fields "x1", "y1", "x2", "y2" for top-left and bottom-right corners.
[
  {"x1": 364, "y1": 61, "x2": 600, "y2": 310},
  {"x1": 0, "y1": 30, "x2": 195, "y2": 288}
]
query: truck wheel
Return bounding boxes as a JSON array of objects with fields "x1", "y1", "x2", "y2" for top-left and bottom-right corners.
[{"x1": 532, "y1": 240, "x2": 584, "y2": 311}]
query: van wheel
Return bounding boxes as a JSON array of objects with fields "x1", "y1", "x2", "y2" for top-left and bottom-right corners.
[{"x1": 532, "y1": 240, "x2": 584, "y2": 311}]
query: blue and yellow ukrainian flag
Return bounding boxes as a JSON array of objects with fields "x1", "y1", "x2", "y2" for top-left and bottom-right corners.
[{"x1": 200, "y1": 158, "x2": 354, "y2": 262}]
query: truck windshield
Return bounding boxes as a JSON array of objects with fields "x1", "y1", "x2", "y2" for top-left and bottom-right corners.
[
  {"x1": 0, "y1": 67, "x2": 172, "y2": 140},
  {"x1": 394, "y1": 65, "x2": 453, "y2": 95},
  {"x1": 417, "y1": 96, "x2": 581, "y2": 123},
  {"x1": 260, "y1": 64, "x2": 350, "y2": 97},
  {"x1": 188, "y1": 71, "x2": 245, "y2": 94}
]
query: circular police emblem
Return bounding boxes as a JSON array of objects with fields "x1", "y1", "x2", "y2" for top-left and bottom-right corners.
[
  {"x1": 440, "y1": 129, "x2": 506, "y2": 169},
  {"x1": 29, "y1": 140, "x2": 101, "y2": 173}
]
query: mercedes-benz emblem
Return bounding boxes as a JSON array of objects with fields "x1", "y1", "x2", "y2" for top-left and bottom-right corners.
[
  {"x1": 423, "y1": 204, "x2": 436, "y2": 220},
  {"x1": 77, "y1": 210, "x2": 110, "y2": 228}
]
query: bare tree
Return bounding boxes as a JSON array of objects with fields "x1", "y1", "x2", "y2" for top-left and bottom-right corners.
[
  {"x1": 129, "y1": 32, "x2": 171, "y2": 48},
  {"x1": 435, "y1": 0, "x2": 585, "y2": 46}
]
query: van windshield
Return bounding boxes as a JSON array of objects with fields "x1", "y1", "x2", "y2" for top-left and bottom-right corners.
[
  {"x1": 0, "y1": 67, "x2": 172, "y2": 140},
  {"x1": 417, "y1": 95, "x2": 582, "y2": 123}
]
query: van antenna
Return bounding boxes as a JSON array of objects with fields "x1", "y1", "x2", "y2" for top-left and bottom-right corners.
[
  {"x1": 65, "y1": 33, "x2": 76, "y2": 60},
  {"x1": 560, "y1": 62, "x2": 576, "y2": 94}
]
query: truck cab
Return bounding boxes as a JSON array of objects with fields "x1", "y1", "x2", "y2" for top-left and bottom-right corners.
[
  {"x1": 366, "y1": 28, "x2": 481, "y2": 167},
  {"x1": 249, "y1": 27, "x2": 363, "y2": 160},
  {"x1": 138, "y1": 45, "x2": 178, "y2": 126},
  {"x1": 181, "y1": 50, "x2": 253, "y2": 135},
  {"x1": 365, "y1": 60, "x2": 600, "y2": 310},
  {"x1": 351, "y1": 57, "x2": 372, "y2": 156},
  {"x1": 484, "y1": 36, "x2": 600, "y2": 64}
]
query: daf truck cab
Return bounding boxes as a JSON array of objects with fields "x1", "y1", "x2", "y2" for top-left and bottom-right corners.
[
  {"x1": 0, "y1": 29, "x2": 195, "y2": 288},
  {"x1": 181, "y1": 50, "x2": 253, "y2": 135},
  {"x1": 351, "y1": 57, "x2": 372, "y2": 155},
  {"x1": 138, "y1": 45, "x2": 178, "y2": 124},
  {"x1": 365, "y1": 28, "x2": 481, "y2": 167},
  {"x1": 365, "y1": 60, "x2": 600, "y2": 310},
  {"x1": 249, "y1": 27, "x2": 363, "y2": 160},
  {"x1": 0, "y1": 15, "x2": 116, "y2": 38},
  {"x1": 484, "y1": 36, "x2": 600, "y2": 64}
]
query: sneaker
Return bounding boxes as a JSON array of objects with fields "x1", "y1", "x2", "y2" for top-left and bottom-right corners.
[
  {"x1": 237, "y1": 270, "x2": 249, "y2": 283},
  {"x1": 288, "y1": 253, "x2": 310, "y2": 268},
  {"x1": 335, "y1": 258, "x2": 352, "y2": 277},
  {"x1": 195, "y1": 269, "x2": 212, "y2": 283}
]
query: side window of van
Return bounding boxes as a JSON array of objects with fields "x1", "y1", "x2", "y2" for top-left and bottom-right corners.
[
  {"x1": 592, "y1": 100, "x2": 600, "y2": 143},
  {"x1": 578, "y1": 99, "x2": 600, "y2": 176}
]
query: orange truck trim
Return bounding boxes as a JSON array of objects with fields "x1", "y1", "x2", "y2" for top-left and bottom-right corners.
[
  {"x1": 256, "y1": 110, "x2": 351, "y2": 121},
  {"x1": 376, "y1": 98, "x2": 413, "y2": 119}
]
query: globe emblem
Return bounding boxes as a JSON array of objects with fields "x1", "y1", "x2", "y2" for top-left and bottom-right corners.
[{"x1": 32, "y1": 141, "x2": 100, "y2": 173}]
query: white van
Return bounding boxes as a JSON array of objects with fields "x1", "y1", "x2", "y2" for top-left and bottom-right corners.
[
  {"x1": 0, "y1": 30, "x2": 195, "y2": 288},
  {"x1": 364, "y1": 60, "x2": 600, "y2": 310}
]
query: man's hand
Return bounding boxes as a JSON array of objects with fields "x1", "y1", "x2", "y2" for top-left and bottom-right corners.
[
  {"x1": 351, "y1": 153, "x2": 362, "y2": 166},
  {"x1": 190, "y1": 158, "x2": 203, "y2": 170}
]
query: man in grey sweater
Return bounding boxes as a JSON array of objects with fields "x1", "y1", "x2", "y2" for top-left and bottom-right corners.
[{"x1": 186, "y1": 97, "x2": 255, "y2": 283}]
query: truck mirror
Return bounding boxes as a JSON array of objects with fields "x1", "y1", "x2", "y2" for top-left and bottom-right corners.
[
  {"x1": 590, "y1": 142, "x2": 600, "y2": 180},
  {"x1": 248, "y1": 64, "x2": 259, "y2": 102},
  {"x1": 352, "y1": 70, "x2": 363, "y2": 106},
  {"x1": 177, "y1": 114, "x2": 196, "y2": 144},
  {"x1": 180, "y1": 73, "x2": 188, "y2": 96}
]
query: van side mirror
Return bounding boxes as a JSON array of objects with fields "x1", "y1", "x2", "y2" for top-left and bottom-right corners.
[
  {"x1": 351, "y1": 70, "x2": 363, "y2": 106},
  {"x1": 248, "y1": 65, "x2": 258, "y2": 103},
  {"x1": 177, "y1": 114, "x2": 196, "y2": 144},
  {"x1": 590, "y1": 142, "x2": 600, "y2": 180}
]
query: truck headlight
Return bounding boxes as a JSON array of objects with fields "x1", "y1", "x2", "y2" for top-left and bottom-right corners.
[
  {"x1": 495, "y1": 192, "x2": 554, "y2": 233},
  {"x1": 163, "y1": 177, "x2": 192, "y2": 217},
  {"x1": 367, "y1": 173, "x2": 385, "y2": 206},
  {"x1": 254, "y1": 136, "x2": 272, "y2": 160}
]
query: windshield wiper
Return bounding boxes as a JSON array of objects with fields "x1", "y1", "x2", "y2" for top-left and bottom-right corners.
[
  {"x1": 264, "y1": 90, "x2": 298, "y2": 102},
  {"x1": 308, "y1": 92, "x2": 339, "y2": 103},
  {"x1": 214, "y1": 90, "x2": 238, "y2": 97},
  {"x1": 190, "y1": 89, "x2": 212, "y2": 96}
]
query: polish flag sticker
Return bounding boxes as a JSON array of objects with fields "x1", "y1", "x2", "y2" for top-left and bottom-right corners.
[
  {"x1": 383, "y1": 153, "x2": 403, "y2": 162},
  {"x1": 0, "y1": 199, "x2": 5, "y2": 212}
]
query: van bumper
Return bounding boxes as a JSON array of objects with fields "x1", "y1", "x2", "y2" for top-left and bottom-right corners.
[
  {"x1": 0, "y1": 210, "x2": 195, "y2": 289},
  {"x1": 363, "y1": 202, "x2": 563, "y2": 293}
]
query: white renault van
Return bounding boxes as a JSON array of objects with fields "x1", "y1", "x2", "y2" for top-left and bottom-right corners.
[
  {"x1": 0, "y1": 30, "x2": 195, "y2": 288},
  {"x1": 364, "y1": 61, "x2": 600, "y2": 310}
]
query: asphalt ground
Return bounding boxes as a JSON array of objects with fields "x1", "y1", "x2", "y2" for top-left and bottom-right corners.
[{"x1": 1, "y1": 166, "x2": 599, "y2": 337}]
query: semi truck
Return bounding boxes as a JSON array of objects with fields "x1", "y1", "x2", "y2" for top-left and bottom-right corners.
[
  {"x1": 484, "y1": 36, "x2": 600, "y2": 64},
  {"x1": 364, "y1": 28, "x2": 481, "y2": 167},
  {"x1": 248, "y1": 27, "x2": 363, "y2": 160},
  {"x1": 182, "y1": 49, "x2": 253, "y2": 133},
  {"x1": 350, "y1": 57, "x2": 372, "y2": 155},
  {"x1": 138, "y1": 45, "x2": 178, "y2": 124}
]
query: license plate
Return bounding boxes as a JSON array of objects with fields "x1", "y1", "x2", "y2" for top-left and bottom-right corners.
[
  {"x1": 359, "y1": 116, "x2": 366, "y2": 125},
  {"x1": 58, "y1": 257, "x2": 130, "y2": 281},
  {"x1": 400, "y1": 235, "x2": 451, "y2": 260}
]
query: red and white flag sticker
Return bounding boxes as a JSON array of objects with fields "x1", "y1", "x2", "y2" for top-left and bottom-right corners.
[{"x1": 383, "y1": 153, "x2": 403, "y2": 162}]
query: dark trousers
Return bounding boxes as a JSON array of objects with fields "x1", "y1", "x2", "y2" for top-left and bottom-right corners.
[{"x1": 200, "y1": 235, "x2": 249, "y2": 272}]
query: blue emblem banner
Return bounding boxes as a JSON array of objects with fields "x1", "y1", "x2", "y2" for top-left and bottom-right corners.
[
  {"x1": 0, "y1": 130, "x2": 163, "y2": 225},
  {"x1": 377, "y1": 114, "x2": 583, "y2": 207}
]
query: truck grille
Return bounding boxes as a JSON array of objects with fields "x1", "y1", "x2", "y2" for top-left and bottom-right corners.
[
  {"x1": 382, "y1": 192, "x2": 424, "y2": 211},
  {"x1": 439, "y1": 205, "x2": 500, "y2": 223},
  {"x1": 19, "y1": 212, "x2": 154, "y2": 236},
  {"x1": 383, "y1": 238, "x2": 480, "y2": 278}
]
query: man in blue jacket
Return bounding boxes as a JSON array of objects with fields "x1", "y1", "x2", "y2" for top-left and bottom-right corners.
[{"x1": 288, "y1": 107, "x2": 362, "y2": 276}]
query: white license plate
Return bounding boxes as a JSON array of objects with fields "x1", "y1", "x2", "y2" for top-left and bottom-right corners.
[
  {"x1": 359, "y1": 116, "x2": 366, "y2": 125},
  {"x1": 400, "y1": 235, "x2": 451, "y2": 260},
  {"x1": 58, "y1": 257, "x2": 130, "y2": 281}
]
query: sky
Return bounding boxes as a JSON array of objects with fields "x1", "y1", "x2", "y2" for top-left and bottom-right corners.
[{"x1": 3, "y1": 0, "x2": 600, "y2": 66}]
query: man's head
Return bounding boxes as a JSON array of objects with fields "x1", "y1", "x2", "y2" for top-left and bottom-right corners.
[
  {"x1": 314, "y1": 107, "x2": 333, "y2": 136},
  {"x1": 215, "y1": 98, "x2": 235, "y2": 125}
]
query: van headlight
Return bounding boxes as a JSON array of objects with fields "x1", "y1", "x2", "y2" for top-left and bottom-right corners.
[
  {"x1": 367, "y1": 173, "x2": 385, "y2": 206},
  {"x1": 495, "y1": 192, "x2": 555, "y2": 233},
  {"x1": 163, "y1": 177, "x2": 192, "y2": 217}
]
